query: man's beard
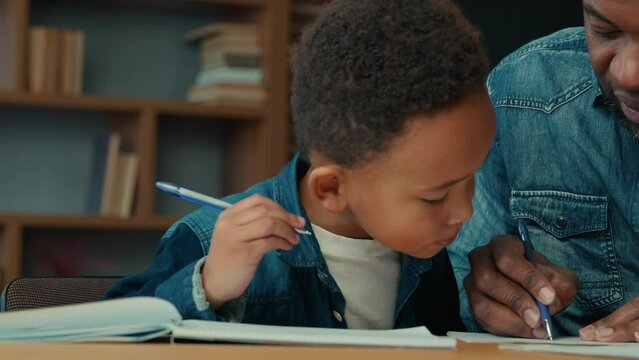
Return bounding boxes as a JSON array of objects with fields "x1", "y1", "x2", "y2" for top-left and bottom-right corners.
[{"x1": 602, "y1": 92, "x2": 639, "y2": 143}]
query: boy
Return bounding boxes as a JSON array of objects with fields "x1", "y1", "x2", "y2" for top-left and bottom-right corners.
[{"x1": 107, "y1": 0, "x2": 495, "y2": 335}]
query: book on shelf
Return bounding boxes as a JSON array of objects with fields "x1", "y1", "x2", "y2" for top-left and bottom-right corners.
[
  {"x1": 195, "y1": 67, "x2": 263, "y2": 86},
  {"x1": 200, "y1": 51, "x2": 261, "y2": 71},
  {"x1": 87, "y1": 133, "x2": 139, "y2": 218},
  {"x1": 0, "y1": 296, "x2": 456, "y2": 349},
  {"x1": 28, "y1": 26, "x2": 85, "y2": 95},
  {"x1": 185, "y1": 22, "x2": 264, "y2": 106},
  {"x1": 187, "y1": 83, "x2": 265, "y2": 106},
  {"x1": 59, "y1": 29, "x2": 85, "y2": 96},
  {"x1": 110, "y1": 150, "x2": 139, "y2": 218},
  {"x1": 28, "y1": 27, "x2": 47, "y2": 93},
  {"x1": 184, "y1": 22, "x2": 260, "y2": 43}
]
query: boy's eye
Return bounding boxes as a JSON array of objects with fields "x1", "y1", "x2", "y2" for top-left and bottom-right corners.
[{"x1": 422, "y1": 194, "x2": 448, "y2": 205}]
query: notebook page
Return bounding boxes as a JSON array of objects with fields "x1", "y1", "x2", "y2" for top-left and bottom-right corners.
[
  {"x1": 0, "y1": 297, "x2": 180, "y2": 342},
  {"x1": 174, "y1": 320, "x2": 456, "y2": 348}
]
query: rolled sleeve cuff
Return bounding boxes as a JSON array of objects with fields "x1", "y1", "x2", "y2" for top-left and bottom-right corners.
[
  {"x1": 155, "y1": 257, "x2": 218, "y2": 321},
  {"x1": 193, "y1": 257, "x2": 247, "y2": 322}
]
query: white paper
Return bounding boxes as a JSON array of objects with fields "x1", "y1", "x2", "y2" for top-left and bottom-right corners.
[
  {"x1": 449, "y1": 331, "x2": 639, "y2": 347},
  {"x1": 175, "y1": 320, "x2": 456, "y2": 348},
  {"x1": 499, "y1": 343, "x2": 639, "y2": 359}
]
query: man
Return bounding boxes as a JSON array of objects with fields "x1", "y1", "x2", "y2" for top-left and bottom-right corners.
[{"x1": 449, "y1": 0, "x2": 639, "y2": 342}]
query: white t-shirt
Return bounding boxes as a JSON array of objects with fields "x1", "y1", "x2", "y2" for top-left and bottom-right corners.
[{"x1": 312, "y1": 224, "x2": 401, "y2": 329}]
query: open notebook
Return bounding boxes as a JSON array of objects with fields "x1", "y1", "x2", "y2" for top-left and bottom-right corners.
[{"x1": 0, "y1": 296, "x2": 455, "y2": 348}]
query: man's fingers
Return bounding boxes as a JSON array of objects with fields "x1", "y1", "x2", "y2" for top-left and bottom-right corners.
[
  {"x1": 465, "y1": 274, "x2": 541, "y2": 338},
  {"x1": 580, "y1": 296, "x2": 639, "y2": 342},
  {"x1": 538, "y1": 262, "x2": 579, "y2": 313},
  {"x1": 492, "y1": 236, "x2": 556, "y2": 306},
  {"x1": 469, "y1": 243, "x2": 542, "y2": 329},
  {"x1": 580, "y1": 319, "x2": 639, "y2": 342}
]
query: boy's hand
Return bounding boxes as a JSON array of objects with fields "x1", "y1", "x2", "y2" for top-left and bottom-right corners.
[
  {"x1": 463, "y1": 235, "x2": 579, "y2": 338},
  {"x1": 579, "y1": 296, "x2": 639, "y2": 342},
  {"x1": 201, "y1": 194, "x2": 305, "y2": 309}
]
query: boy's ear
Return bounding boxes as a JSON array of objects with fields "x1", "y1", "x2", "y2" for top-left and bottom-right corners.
[{"x1": 306, "y1": 166, "x2": 348, "y2": 213}]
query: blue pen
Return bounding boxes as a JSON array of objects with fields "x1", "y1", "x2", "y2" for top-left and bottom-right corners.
[
  {"x1": 156, "y1": 181, "x2": 312, "y2": 236},
  {"x1": 517, "y1": 218, "x2": 554, "y2": 340}
]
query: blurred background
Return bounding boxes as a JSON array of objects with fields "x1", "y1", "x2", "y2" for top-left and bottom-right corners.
[{"x1": 0, "y1": 0, "x2": 582, "y2": 288}]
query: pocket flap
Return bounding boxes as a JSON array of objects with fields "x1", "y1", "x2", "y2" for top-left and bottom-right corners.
[{"x1": 510, "y1": 190, "x2": 608, "y2": 238}]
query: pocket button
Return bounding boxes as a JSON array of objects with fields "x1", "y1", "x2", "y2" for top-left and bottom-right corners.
[{"x1": 555, "y1": 216, "x2": 567, "y2": 229}]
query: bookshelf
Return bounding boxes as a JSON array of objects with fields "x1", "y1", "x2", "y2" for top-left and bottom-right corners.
[{"x1": 0, "y1": 0, "x2": 291, "y2": 288}]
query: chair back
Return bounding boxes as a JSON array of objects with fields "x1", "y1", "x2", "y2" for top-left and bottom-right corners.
[{"x1": 0, "y1": 277, "x2": 119, "y2": 312}]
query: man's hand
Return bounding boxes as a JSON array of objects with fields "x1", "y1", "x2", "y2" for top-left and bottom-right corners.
[
  {"x1": 580, "y1": 296, "x2": 639, "y2": 342},
  {"x1": 464, "y1": 235, "x2": 579, "y2": 338},
  {"x1": 201, "y1": 195, "x2": 305, "y2": 309}
]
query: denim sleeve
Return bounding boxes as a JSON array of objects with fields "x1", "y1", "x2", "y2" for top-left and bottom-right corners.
[
  {"x1": 105, "y1": 222, "x2": 245, "y2": 321},
  {"x1": 448, "y1": 129, "x2": 515, "y2": 331}
]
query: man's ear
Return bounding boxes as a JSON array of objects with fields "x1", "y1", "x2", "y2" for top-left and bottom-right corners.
[{"x1": 306, "y1": 166, "x2": 348, "y2": 213}]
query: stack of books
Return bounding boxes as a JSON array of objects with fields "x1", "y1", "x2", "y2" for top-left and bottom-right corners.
[
  {"x1": 29, "y1": 26, "x2": 85, "y2": 95},
  {"x1": 87, "y1": 133, "x2": 139, "y2": 218},
  {"x1": 185, "y1": 23, "x2": 264, "y2": 107}
]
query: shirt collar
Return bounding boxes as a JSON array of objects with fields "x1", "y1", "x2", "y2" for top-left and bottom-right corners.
[
  {"x1": 590, "y1": 68, "x2": 606, "y2": 108},
  {"x1": 273, "y1": 154, "x2": 324, "y2": 267}
]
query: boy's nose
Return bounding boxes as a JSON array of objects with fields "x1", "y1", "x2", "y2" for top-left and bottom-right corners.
[{"x1": 446, "y1": 183, "x2": 474, "y2": 225}]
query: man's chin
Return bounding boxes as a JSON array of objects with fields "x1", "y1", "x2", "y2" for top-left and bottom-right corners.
[
  {"x1": 602, "y1": 95, "x2": 639, "y2": 142},
  {"x1": 621, "y1": 119, "x2": 639, "y2": 143}
]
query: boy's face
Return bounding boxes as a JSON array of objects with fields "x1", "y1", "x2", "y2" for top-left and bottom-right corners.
[{"x1": 342, "y1": 89, "x2": 495, "y2": 258}]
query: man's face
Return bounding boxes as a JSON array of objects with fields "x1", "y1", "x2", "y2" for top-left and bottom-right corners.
[{"x1": 583, "y1": 0, "x2": 639, "y2": 141}]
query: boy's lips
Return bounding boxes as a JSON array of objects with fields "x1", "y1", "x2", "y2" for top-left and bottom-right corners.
[{"x1": 436, "y1": 235, "x2": 457, "y2": 247}]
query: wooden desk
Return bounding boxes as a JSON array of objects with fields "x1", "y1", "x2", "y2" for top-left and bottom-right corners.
[{"x1": 0, "y1": 341, "x2": 594, "y2": 360}]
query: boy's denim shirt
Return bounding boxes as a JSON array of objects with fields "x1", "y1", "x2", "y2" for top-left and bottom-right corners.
[
  {"x1": 107, "y1": 154, "x2": 464, "y2": 335},
  {"x1": 449, "y1": 27, "x2": 639, "y2": 336}
]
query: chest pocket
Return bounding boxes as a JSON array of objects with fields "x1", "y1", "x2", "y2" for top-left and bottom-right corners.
[{"x1": 510, "y1": 190, "x2": 623, "y2": 310}]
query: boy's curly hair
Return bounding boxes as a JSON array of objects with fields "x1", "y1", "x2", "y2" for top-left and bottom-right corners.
[{"x1": 291, "y1": 0, "x2": 489, "y2": 167}]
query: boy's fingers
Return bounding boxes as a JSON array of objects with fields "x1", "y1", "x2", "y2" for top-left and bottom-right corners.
[
  {"x1": 232, "y1": 203, "x2": 305, "y2": 229},
  {"x1": 223, "y1": 194, "x2": 277, "y2": 214},
  {"x1": 238, "y1": 216, "x2": 300, "y2": 246},
  {"x1": 492, "y1": 236, "x2": 556, "y2": 306},
  {"x1": 251, "y1": 236, "x2": 296, "y2": 256},
  {"x1": 224, "y1": 195, "x2": 305, "y2": 229}
]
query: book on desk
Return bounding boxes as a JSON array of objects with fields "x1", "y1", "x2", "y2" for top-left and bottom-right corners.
[{"x1": 0, "y1": 296, "x2": 455, "y2": 348}]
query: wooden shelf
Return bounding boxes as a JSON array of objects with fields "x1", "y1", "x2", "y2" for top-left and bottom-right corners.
[
  {"x1": 0, "y1": 0, "x2": 291, "y2": 287},
  {"x1": 191, "y1": 0, "x2": 268, "y2": 7},
  {"x1": 0, "y1": 90, "x2": 264, "y2": 120},
  {"x1": 0, "y1": 214, "x2": 177, "y2": 230}
]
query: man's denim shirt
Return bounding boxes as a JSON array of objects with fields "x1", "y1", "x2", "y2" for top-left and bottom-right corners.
[
  {"x1": 449, "y1": 27, "x2": 639, "y2": 336},
  {"x1": 107, "y1": 155, "x2": 464, "y2": 334}
]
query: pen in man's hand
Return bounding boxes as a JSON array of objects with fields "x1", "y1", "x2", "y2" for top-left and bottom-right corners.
[
  {"x1": 517, "y1": 218, "x2": 554, "y2": 340},
  {"x1": 155, "y1": 181, "x2": 312, "y2": 236}
]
